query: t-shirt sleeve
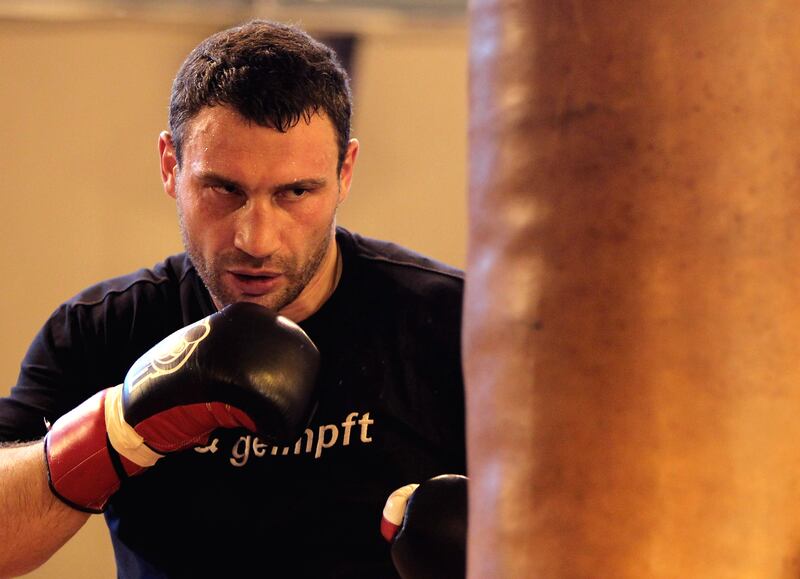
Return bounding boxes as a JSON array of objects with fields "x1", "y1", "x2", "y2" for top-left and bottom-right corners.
[
  {"x1": 0, "y1": 303, "x2": 106, "y2": 442},
  {"x1": 0, "y1": 257, "x2": 197, "y2": 443}
]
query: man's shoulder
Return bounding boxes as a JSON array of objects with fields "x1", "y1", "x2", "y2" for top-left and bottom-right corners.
[
  {"x1": 66, "y1": 253, "x2": 195, "y2": 310},
  {"x1": 38, "y1": 252, "x2": 209, "y2": 381},
  {"x1": 337, "y1": 228, "x2": 463, "y2": 294}
]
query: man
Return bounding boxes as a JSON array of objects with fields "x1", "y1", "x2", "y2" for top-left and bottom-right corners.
[{"x1": 0, "y1": 20, "x2": 464, "y2": 577}]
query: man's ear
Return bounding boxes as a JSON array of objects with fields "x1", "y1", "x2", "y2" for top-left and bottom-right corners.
[
  {"x1": 158, "y1": 131, "x2": 179, "y2": 199},
  {"x1": 337, "y1": 138, "x2": 360, "y2": 205}
]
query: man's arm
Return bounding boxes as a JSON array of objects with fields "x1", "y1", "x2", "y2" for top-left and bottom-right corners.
[
  {"x1": 0, "y1": 441, "x2": 89, "y2": 577},
  {"x1": 0, "y1": 303, "x2": 320, "y2": 576}
]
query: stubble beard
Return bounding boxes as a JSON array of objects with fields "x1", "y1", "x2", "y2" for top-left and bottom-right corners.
[{"x1": 178, "y1": 209, "x2": 333, "y2": 313}]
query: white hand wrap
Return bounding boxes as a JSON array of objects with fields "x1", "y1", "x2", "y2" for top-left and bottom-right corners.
[
  {"x1": 380, "y1": 482, "x2": 420, "y2": 542},
  {"x1": 104, "y1": 384, "x2": 164, "y2": 468}
]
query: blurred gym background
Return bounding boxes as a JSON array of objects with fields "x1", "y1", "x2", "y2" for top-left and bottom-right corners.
[{"x1": 0, "y1": 1, "x2": 467, "y2": 576}]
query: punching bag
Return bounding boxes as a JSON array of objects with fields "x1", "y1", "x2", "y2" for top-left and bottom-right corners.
[{"x1": 465, "y1": 2, "x2": 800, "y2": 576}]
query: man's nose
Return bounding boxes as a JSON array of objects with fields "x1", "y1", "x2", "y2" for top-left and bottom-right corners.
[{"x1": 233, "y1": 197, "x2": 282, "y2": 259}]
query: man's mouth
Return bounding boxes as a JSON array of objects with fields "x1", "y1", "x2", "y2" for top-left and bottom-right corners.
[{"x1": 227, "y1": 270, "x2": 283, "y2": 296}]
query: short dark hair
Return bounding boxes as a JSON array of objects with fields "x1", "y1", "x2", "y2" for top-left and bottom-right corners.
[{"x1": 169, "y1": 20, "x2": 352, "y2": 171}]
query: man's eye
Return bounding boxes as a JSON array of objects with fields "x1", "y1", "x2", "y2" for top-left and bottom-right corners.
[
  {"x1": 211, "y1": 184, "x2": 240, "y2": 196},
  {"x1": 280, "y1": 188, "x2": 310, "y2": 200}
]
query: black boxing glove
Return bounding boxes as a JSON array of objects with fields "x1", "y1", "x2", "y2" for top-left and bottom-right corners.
[
  {"x1": 381, "y1": 474, "x2": 468, "y2": 579},
  {"x1": 44, "y1": 302, "x2": 319, "y2": 513}
]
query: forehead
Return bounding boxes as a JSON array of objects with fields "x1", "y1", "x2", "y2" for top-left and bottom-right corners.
[{"x1": 180, "y1": 106, "x2": 339, "y2": 177}]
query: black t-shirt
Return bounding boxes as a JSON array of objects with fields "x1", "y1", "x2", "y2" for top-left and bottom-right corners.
[{"x1": 0, "y1": 228, "x2": 465, "y2": 578}]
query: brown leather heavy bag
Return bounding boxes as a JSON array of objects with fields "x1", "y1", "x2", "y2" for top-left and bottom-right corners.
[{"x1": 465, "y1": 2, "x2": 800, "y2": 577}]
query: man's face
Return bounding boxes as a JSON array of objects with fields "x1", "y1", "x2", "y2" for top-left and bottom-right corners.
[{"x1": 159, "y1": 106, "x2": 358, "y2": 312}]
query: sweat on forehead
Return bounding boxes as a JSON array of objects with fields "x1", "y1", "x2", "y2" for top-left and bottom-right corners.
[{"x1": 180, "y1": 106, "x2": 338, "y2": 161}]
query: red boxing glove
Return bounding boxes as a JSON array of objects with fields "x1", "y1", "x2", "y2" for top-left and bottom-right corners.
[
  {"x1": 44, "y1": 302, "x2": 319, "y2": 513},
  {"x1": 381, "y1": 474, "x2": 468, "y2": 579}
]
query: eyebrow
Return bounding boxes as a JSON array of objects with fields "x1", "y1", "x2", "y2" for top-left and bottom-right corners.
[
  {"x1": 193, "y1": 170, "x2": 328, "y2": 193},
  {"x1": 277, "y1": 177, "x2": 328, "y2": 191}
]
